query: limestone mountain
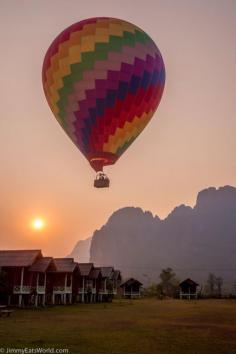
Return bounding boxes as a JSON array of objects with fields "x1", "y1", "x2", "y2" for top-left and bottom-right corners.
[{"x1": 88, "y1": 186, "x2": 236, "y2": 290}]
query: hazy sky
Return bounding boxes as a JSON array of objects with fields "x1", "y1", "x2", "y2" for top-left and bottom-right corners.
[{"x1": 1, "y1": 0, "x2": 236, "y2": 256}]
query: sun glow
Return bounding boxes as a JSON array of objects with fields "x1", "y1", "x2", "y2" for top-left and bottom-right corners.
[{"x1": 32, "y1": 218, "x2": 45, "y2": 231}]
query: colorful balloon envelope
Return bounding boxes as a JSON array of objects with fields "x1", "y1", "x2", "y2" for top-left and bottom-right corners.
[{"x1": 42, "y1": 17, "x2": 165, "y2": 185}]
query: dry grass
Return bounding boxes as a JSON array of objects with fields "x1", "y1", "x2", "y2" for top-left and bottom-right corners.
[{"x1": 0, "y1": 299, "x2": 236, "y2": 354}]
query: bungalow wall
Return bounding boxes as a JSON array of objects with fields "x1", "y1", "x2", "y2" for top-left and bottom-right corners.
[{"x1": 2, "y1": 267, "x2": 35, "y2": 306}]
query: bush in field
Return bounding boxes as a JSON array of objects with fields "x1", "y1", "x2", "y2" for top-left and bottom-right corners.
[{"x1": 145, "y1": 283, "x2": 160, "y2": 297}]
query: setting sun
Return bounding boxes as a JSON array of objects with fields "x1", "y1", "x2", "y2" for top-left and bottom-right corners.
[{"x1": 32, "y1": 218, "x2": 45, "y2": 231}]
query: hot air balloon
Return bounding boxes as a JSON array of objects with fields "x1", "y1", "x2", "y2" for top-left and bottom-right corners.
[{"x1": 42, "y1": 17, "x2": 165, "y2": 188}]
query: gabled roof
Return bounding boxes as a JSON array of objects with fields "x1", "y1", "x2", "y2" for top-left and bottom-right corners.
[
  {"x1": 120, "y1": 278, "x2": 143, "y2": 287},
  {"x1": 0, "y1": 250, "x2": 42, "y2": 267},
  {"x1": 89, "y1": 267, "x2": 101, "y2": 279},
  {"x1": 113, "y1": 270, "x2": 121, "y2": 281},
  {"x1": 179, "y1": 278, "x2": 199, "y2": 287},
  {"x1": 78, "y1": 263, "x2": 93, "y2": 276},
  {"x1": 51, "y1": 258, "x2": 78, "y2": 273},
  {"x1": 29, "y1": 257, "x2": 56, "y2": 273},
  {"x1": 100, "y1": 267, "x2": 114, "y2": 278}
]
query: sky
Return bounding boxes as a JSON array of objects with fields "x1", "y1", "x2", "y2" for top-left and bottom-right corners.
[{"x1": 0, "y1": 0, "x2": 236, "y2": 256}]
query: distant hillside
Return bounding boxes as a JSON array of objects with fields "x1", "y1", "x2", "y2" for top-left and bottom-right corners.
[
  {"x1": 67, "y1": 237, "x2": 91, "y2": 262},
  {"x1": 88, "y1": 186, "x2": 236, "y2": 290}
]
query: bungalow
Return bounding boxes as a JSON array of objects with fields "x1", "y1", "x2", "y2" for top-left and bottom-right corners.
[
  {"x1": 179, "y1": 278, "x2": 199, "y2": 299},
  {"x1": 77, "y1": 263, "x2": 94, "y2": 303},
  {"x1": 49, "y1": 258, "x2": 78, "y2": 305},
  {"x1": 87, "y1": 267, "x2": 102, "y2": 302},
  {"x1": 120, "y1": 278, "x2": 142, "y2": 298},
  {"x1": 112, "y1": 270, "x2": 122, "y2": 295},
  {"x1": 0, "y1": 250, "x2": 42, "y2": 307},
  {"x1": 99, "y1": 267, "x2": 114, "y2": 301},
  {"x1": 28, "y1": 256, "x2": 56, "y2": 306}
]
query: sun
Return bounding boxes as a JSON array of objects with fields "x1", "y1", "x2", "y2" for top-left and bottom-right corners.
[{"x1": 32, "y1": 218, "x2": 45, "y2": 231}]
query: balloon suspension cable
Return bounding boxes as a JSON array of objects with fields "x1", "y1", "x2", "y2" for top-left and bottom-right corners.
[{"x1": 94, "y1": 171, "x2": 110, "y2": 188}]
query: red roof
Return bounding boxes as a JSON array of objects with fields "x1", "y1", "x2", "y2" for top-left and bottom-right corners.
[
  {"x1": 51, "y1": 258, "x2": 78, "y2": 273},
  {"x1": 89, "y1": 267, "x2": 101, "y2": 279},
  {"x1": 100, "y1": 267, "x2": 114, "y2": 278},
  {"x1": 29, "y1": 257, "x2": 56, "y2": 273},
  {"x1": 0, "y1": 250, "x2": 42, "y2": 267},
  {"x1": 113, "y1": 270, "x2": 121, "y2": 281},
  {"x1": 78, "y1": 263, "x2": 93, "y2": 276}
]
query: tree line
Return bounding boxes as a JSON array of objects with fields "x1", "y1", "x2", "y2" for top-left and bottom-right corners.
[{"x1": 144, "y1": 268, "x2": 235, "y2": 298}]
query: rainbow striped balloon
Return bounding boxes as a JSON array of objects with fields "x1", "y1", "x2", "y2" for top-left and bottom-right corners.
[{"x1": 42, "y1": 17, "x2": 165, "y2": 172}]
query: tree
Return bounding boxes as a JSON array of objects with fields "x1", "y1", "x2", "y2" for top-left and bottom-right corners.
[
  {"x1": 233, "y1": 282, "x2": 236, "y2": 297},
  {"x1": 207, "y1": 273, "x2": 216, "y2": 297},
  {"x1": 158, "y1": 268, "x2": 178, "y2": 298},
  {"x1": 215, "y1": 277, "x2": 223, "y2": 298}
]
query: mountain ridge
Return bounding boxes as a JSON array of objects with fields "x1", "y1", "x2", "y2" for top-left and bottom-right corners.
[{"x1": 70, "y1": 186, "x2": 236, "y2": 291}]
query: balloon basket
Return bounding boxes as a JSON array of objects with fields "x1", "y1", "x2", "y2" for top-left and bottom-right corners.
[{"x1": 94, "y1": 172, "x2": 110, "y2": 188}]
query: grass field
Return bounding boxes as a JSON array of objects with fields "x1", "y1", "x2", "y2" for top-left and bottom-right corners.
[{"x1": 0, "y1": 299, "x2": 236, "y2": 354}]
